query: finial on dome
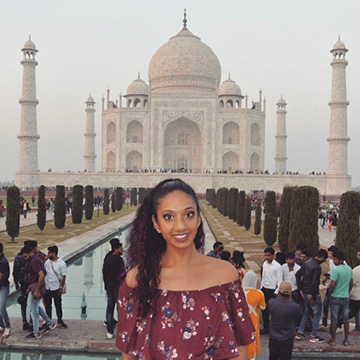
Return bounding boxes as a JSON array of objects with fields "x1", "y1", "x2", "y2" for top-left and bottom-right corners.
[
  {"x1": 338, "y1": 35, "x2": 340, "y2": 41},
  {"x1": 228, "y1": 71, "x2": 231, "y2": 79},
  {"x1": 29, "y1": 34, "x2": 31, "y2": 41},
  {"x1": 183, "y1": 8, "x2": 187, "y2": 28}
]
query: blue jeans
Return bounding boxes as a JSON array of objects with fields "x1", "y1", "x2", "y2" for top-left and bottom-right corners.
[
  {"x1": 28, "y1": 292, "x2": 52, "y2": 335},
  {"x1": 106, "y1": 287, "x2": 119, "y2": 334},
  {"x1": 0, "y1": 285, "x2": 10, "y2": 328},
  {"x1": 298, "y1": 294, "x2": 322, "y2": 337},
  {"x1": 330, "y1": 297, "x2": 349, "y2": 324}
]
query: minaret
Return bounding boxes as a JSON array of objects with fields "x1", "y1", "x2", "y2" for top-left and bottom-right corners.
[
  {"x1": 18, "y1": 36, "x2": 40, "y2": 173},
  {"x1": 84, "y1": 94, "x2": 96, "y2": 172},
  {"x1": 327, "y1": 37, "x2": 350, "y2": 176},
  {"x1": 275, "y1": 96, "x2": 287, "y2": 174}
]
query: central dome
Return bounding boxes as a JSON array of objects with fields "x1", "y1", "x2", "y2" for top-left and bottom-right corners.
[{"x1": 148, "y1": 26, "x2": 221, "y2": 94}]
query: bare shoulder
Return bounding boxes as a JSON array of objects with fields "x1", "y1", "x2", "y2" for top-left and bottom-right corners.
[
  {"x1": 202, "y1": 255, "x2": 239, "y2": 284},
  {"x1": 125, "y1": 266, "x2": 138, "y2": 288}
]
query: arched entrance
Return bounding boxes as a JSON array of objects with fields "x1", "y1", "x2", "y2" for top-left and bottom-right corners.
[
  {"x1": 250, "y1": 152, "x2": 260, "y2": 171},
  {"x1": 222, "y1": 151, "x2": 239, "y2": 173},
  {"x1": 126, "y1": 150, "x2": 142, "y2": 171},
  {"x1": 164, "y1": 117, "x2": 202, "y2": 171}
]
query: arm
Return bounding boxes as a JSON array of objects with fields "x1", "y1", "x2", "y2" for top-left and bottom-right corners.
[
  {"x1": 34, "y1": 270, "x2": 44, "y2": 299},
  {"x1": 229, "y1": 345, "x2": 248, "y2": 360},
  {"x1": 349, "y1": 278, "x2": 353, "y2": 293},
  {"x1": 276, "y1": 265, "x2": 283, "y2": 289},
  {"x1": 311, "y1": 266, "x2": 321, "y2": 300},
  {"x1": 0, "y1": 273, "x2": 3, "y2": 286},
  {"x1": 328, "y1": 279, "x2": 336, "y2": 296},
  {"x1": 13, "y1": 256, "x2": 20, "y2": 290},
  {"x1": 58, "y1": 275, "x2": 66, "y2": 294}
]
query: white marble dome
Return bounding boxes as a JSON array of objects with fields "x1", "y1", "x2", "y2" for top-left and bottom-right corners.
[
  {"x1": 22, "y1": 39, "x2": 37, "y2": 51},
  {"x1": 277, "y1": 96, "x2": 286, "y2": 105},
  {"x1": 332, "y1": 38, "x2": 347, "y2": 51},
  {"x1": 126, "y1": 76, "x2": 149, "y2": 96},
  {"x1": 148, "y1": 26, "x2": 221, "y2": 94},
  {"x1": 86, "y1": 94, "x2": 95, "y2": 103},
  {"x1": 218, "y1": 77, "x2": 242, "y2": 96}
]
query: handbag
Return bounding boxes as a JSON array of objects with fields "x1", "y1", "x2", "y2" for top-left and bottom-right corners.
[
  {"x1": 51, "y1": 261, "x2": 66, "y2": 294},
  {"x1": 28, "y1": 283, "x2": 46, "y2": 297}
]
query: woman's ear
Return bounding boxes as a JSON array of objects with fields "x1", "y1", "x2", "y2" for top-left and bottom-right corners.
[{"x1": 152, "y1": 215, "x2": 161, "y2": 233}]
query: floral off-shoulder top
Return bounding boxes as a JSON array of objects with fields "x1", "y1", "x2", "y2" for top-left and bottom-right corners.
[{"x1": 116, "y1": 279, "x2": 255, "y2": 360}]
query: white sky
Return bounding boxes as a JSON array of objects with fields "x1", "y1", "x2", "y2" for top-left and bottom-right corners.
[{"x1": 1, "y1": 0, "x2": 360, "y2": 186}]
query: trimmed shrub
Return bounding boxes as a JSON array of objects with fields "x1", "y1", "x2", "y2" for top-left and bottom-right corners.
[
  {"x1": 223, "y1": 188, "x2": 229, "y2": 217},
  {"x1": 236, "y1": 191, "x2": 245, "y2": 226},
  {"x1": 54, "y1": 185, "x2": 66, "y2": 229},
  {"x1": 139, "y1": 188, "x2": 146, "y2": 204},
  {"x1": 244, "y1": 197, "x2": 252, "y2": 230},
  {"x1": 278, "y1": 186, "x2": 295, "y2": 252},
  {"x1": 288, "y1": 186, "x2": 319, "y2": 256},
  {"x1": 37, "y1": 185, "x2": 46, "y2": 232},
  {"x1": 115, "y1": 187, "x2": 123, "y2": 211},
  {"x1": 229, "y1": 188, "x2": 238, "y2": 221},
  {"x1": 6, "y1": 186, "x2": 20, "y2": 243},
  {"x1": 336, "y1": 191, "x2": 360, "y2": 268},
  {"x1": 131, "y1": 188, "x2": 138, "y2": 206},
  {"x1": 209, "y1": 188, "x2": 216, "y2": 208},
  {"x1": 263, "y1": 191, "x2": 277, "y2": 246},
  {"x1": 111, "y1": 193, "x2": 116, "y2": 213},
  {"x1": 254, "y1": 200, "x2": 262, "y2": 236},
  {"x1": 72, "y1": 185, "x2": 83, "y2": 224},
  {"x1": 103, "y1": 188, "x2": 110, "y2": 215},
  {"x1": 216, "y1": 188, "x2": 222, "y2": 212},
  {"x1": 85, "y1": 185, "x2": 94, "y2": 220}
]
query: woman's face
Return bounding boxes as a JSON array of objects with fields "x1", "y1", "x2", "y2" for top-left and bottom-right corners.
[{"x1": 152, "y1": 190, "x2": 200, "y2": 250}]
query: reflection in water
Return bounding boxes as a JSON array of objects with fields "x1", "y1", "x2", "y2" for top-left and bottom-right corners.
[{"x1": 84, "y1": 251, "x2": 95, "y2": 292}]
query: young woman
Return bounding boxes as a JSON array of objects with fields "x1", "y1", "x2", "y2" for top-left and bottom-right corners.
[
  {"x1": 116, "y1": 179, "x2": 254, "y2": 360},
  {"x1": 242, "y1": 271, "x2": 266, "y2": 360}
]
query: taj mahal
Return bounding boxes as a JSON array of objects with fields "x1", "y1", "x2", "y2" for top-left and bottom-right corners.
[{"x1": 15, "y1": 13, "x2": 351, "y2": 195}]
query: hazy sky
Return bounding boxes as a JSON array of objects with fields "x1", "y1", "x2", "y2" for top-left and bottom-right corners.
[{"x1": 1, "y1": 0, "x2": 360, "y2": 186}]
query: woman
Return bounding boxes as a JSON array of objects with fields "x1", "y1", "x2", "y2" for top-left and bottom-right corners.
[
  {"x1": 116, "y1": 179, "x2": 254, "y2": 360},
  {"x1": 242, "y1": 271, "x2": 266, "y2": 360}
]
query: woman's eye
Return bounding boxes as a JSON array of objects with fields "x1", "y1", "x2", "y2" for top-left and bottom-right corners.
[
  {"x1": 185, "y1": 211, "x2": 195, "y2": 218},
  {"x1": 163, "y1": 214, "x2": 173, "y2": 220}
]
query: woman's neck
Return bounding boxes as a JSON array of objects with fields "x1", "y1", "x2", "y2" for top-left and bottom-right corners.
[{"x1": 161, "y1": 244, "x2": 201, "y2": 268}]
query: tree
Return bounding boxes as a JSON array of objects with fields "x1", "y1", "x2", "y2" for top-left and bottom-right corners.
[
  {"x1": 229, "y1": 188, "x2": 238, "y2": 220},
  {"x1": 254, "y1": 200, "x2": 262, "y2": 236},
  {"x1": 236, "y1": 191, "x2": 245, "y2": 226},
  {"x1": 278, "y1": 186, "x2": 295, "y2": 252},
  {"x1": 6, "y1": 186, "x2": 20, "y2": 243},
  {"x1": 85, "y1": 185, "x2": 94, "y2": 220},
  {"x1": 131, "y1": 188, "x2": 138, "y2": 206},
  {"x1": 288, "y1": 186, "x2": 319, "y2": 256},
  {"x1": 208, "y1": 189, "x2": 216, "y2": 208},
  {"x1": 72, "y1": 185, "x2": 83, "y2": 223},
  {"x1": 103, "y1": 188, "x2": 110, "y2": 215},
  {"x1": 336, "y1": 191, "x2": 360, "y2": 268},
  {"x1": 216, "y1": 188, "x2": 222, "y2": 212},
  {"x1": 223, "y1": 188, "x2": 229, "y2": 217},
  {"x1": 139, "y1": 188, "x2": 146, "y2": 204},
  {"x1": 115, "y1": 187, "x2": 123, "y2": 211},
  {"x1": 111, "y1": 193, "x2": 116, "y2": 213},
  {"x1": 263, "y1": 191, "x2": 277, "y2": 246},
  {"x1": 54, "y1": 185, "x2": 66, "y2": 229},
  {"x1": 37, "y1": 185, "x2": 46, "y2": 232},
  {"x1": 244, "y1": 197, "x2": 252, "y2": 230}
]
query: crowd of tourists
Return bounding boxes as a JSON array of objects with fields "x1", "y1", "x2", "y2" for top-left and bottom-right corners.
[{"x1": 0, "y1": 240, "x2": 67, "y2": 340}]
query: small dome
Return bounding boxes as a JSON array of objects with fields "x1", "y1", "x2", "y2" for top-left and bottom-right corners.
[
  {"x1": 331, "y1": 37, "x2": 348, "y2": 52},
  {"x1": 218, "y1": 76, "x2": 242, "y2": 96},
  {"x1": 277, "y1": 96, "x2": 286, "y2": 105},
  {"x1": 22, "y1": 38, "x2": 37, "y2": 51},
  {"x1": 86, "y1": 94, "x2": 95, "y2": 103},
  {"x1": 126, "y1": 76, "x2": 149, "y2": 96}
]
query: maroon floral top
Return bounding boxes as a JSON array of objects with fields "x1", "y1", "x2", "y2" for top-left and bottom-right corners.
[{"x1": 116, "y1": 279, "x2": 255, "y2": 359}]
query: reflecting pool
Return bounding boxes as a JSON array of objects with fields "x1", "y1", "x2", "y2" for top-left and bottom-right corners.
[{"x1": 7, "y1": 226, "x2": 130, "y2": 321}]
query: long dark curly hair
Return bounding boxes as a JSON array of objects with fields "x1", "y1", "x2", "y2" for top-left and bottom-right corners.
[{"x1": 126, "y1": 178, "x2": 205, "y2": 317}]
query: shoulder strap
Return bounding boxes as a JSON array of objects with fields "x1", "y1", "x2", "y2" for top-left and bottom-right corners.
[{"x1": 50, "y1": 261, "x2": 62, "y2": 282}]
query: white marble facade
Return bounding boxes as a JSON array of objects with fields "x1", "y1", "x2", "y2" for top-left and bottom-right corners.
[{"x1": 102, "y1": 25, "x2": 265, "y2": 174}]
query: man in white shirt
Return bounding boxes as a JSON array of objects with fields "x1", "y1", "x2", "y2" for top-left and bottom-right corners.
[
  {"x1": 349, "y1": 250, "x2": 360, "y2": 335},
  {"x1": 260, "y1": 247, "x2": 282, "y2": 334},
  {"x1": 282, "y1": 252, "x2": 301, "y2": 304},
  {"x1": 44, "y1": 245, "x2": 67, "y2": 329}
]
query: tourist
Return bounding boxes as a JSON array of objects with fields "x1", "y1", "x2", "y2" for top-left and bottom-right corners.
[
  {"x1": 21, "y1": 246, "x2": 57, "y2": 340},
  {"x1": 116, "y1": 179, "x2": 254, "y2": 359},
  {"x1": 242, "y1": 270, "x2": 265, "y2": 360},
  {"x1": 44, "y1": 246, "x2": 68, "y2": 329},
  {"x1": 102, "y1": 238, "x2": 126, "y2": 339},
  {"x1": 327, "y1": 250, "x2": 353, "y2": 346},
  {"x1": 260, "y1": 246, "x2": 282, "y2": 334},
  {"x1": 206, "y1": 241, "x2": 224, "y2": 258},
  {"x1": 331, "y1": 212, "x2": 338, "y2": 241},
  {"x1": 282, "y1": 252, "x2": 301, "y2": 303},
  {"x1": 0, "y1": 243, "x2": 11, "y2": 337},
  {"x1": 295, "y1": 249, "x2": 328, "y2": 343},
  {"x1": 29, "y1": 240, "x2": 47, "y2": 262},
  {"x1": 268, "y1": 282, "x2": 302, "y2": 360},
  {"x1": 22, "y1": 200, "x2": 29, "y2": 219},
  {"x1": 299, "y1": 249, "x2": 310, "y2": 265},
  {"x1": 219, "y1": 250, "x2": 231, "y2": 262},
  {"x1": 230, "y1": 256, "x2": 246, "y2": 280},
  {"x1": 349, "y1": 250, "x2": 360, "y2": 335},
  {"x1": 13, "y1": 240, "x2": 33, "y2": 330},
  {"x1": 275, "y1": 251, "x2": 286, "y2": 266},
  {"x1": 294, "y1": 243, "x2": 306, "y2": 266}
]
